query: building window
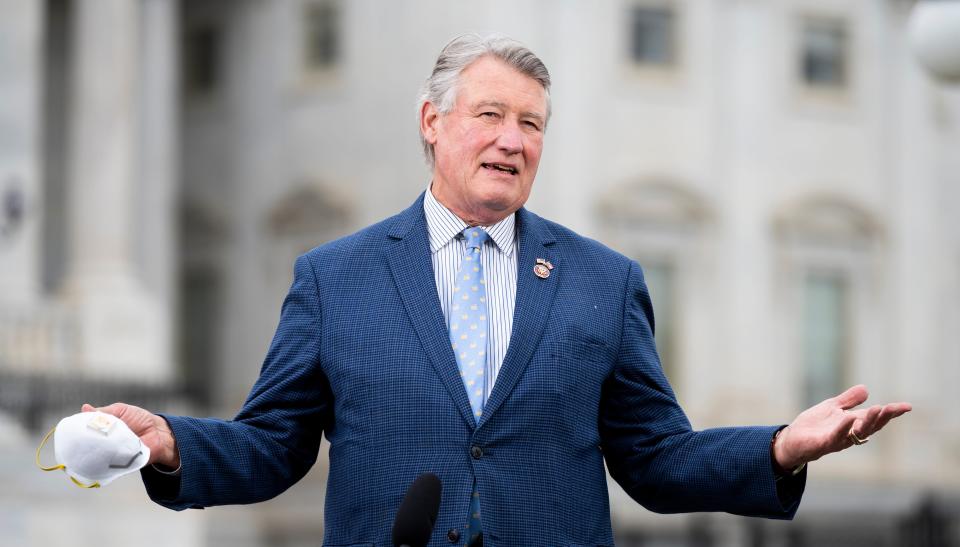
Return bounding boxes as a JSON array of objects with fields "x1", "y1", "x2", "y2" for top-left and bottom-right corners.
[
  {"x1": 802, "y1": 272, "x2": 848, "y2": 406},
  {"x1": 184, "y1": 24, "x2": 221, "y2": 96},
  {"x1": 304, "y1": 1, "x2": 340, "y2": 73},
  {"x1": 628, "y1": 5, "x2": 676, "y2": 67},
  {"x1": 642, "y1": 261, "x2": 677, "y2": 382},
  {"x1": 179, "y1": 268, "x2": 221, "y2": 407},
  {"x1": 598, "y1": 180, "x2": 714, "y2": 398},
  {"x1": 42, "y1": 0, "x2": 72, "y2": 293},
  {"x1": 800, "y1": 18, "x2": 848, "y2": 89}
]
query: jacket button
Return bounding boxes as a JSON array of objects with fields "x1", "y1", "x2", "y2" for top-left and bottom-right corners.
[
  {"x1": 470, "y1": 445, "x2": 483, "y2": 459},
  {"x1": 447, "y1": 528, "x2": 460, "y2": 543}
]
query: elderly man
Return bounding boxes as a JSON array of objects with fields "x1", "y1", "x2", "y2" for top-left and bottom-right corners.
[{"x1": 88, "y1": 34, "x2": 910, "y2": 546}]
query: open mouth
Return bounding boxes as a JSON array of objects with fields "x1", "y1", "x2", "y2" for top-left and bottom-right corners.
[{"x1": 481, "y1": 162, "x2": 518, "y2": 175}]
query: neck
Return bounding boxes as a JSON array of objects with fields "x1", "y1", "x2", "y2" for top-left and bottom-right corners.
[{"x1": 429, "y1": 184, "x2": 512, "y2": 227}]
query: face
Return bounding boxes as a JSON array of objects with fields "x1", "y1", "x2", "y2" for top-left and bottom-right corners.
[{"x1": 421, "y1": 55, "x2": 547, "y2": 226}]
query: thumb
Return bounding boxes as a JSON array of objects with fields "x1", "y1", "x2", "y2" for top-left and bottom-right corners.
[
  {"x1": 834, "y1": 384, "x2": 869, "y2": 410},
  {"x1": 80, "y1": 403, "x2": 96, "y2": 413}
]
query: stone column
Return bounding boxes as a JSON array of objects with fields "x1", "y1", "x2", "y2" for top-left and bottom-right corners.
[
  {"x1": 136, "y1": 0, "x2": 180, "y2": 381},
  {"x1": 61, "y1": 0, "x2": 171, "y2": 381},
  {"x1": 0, "y1": 0, "x2": 43, "y2": 303}
]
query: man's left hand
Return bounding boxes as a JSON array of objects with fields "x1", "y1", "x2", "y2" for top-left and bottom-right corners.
[{"x1": 772, "y1": 385, "x2": 912, "y2": 471}]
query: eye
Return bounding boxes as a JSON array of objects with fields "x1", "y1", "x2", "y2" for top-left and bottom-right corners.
[
  {"x1": 480, "y1": 111, "x2": 500, "y2": 120},
  {"x1": 522, "y1": 120, "x2": 542, "y2": 131}
]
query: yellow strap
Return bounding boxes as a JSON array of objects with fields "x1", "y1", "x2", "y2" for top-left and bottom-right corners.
[
  {"x1": 35, "y1": 425, "x2": 101, "y2": 489},
  {"x1": 35, "y1": 426, "x2": 63, "y2": 471},
  {"x1": 69, "y1": 475, "x2": 101, "y2": 489}
]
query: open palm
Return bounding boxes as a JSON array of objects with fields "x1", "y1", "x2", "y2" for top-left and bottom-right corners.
[{"x1": 773, "y1": 385, "x2": 912, "y2": 470}]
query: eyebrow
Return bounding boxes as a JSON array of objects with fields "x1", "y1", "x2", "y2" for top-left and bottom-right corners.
[{"x1": 474, "y1": 100, "x2": 546, "y2": 125}]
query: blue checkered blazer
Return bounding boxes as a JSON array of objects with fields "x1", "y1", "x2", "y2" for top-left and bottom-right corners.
[{"x1": 143, "y1": 194, "x2": 804, "y2": 546}]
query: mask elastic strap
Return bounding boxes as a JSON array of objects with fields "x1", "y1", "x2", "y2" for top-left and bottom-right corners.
[
  {"x1": 35, "y1": 426, "x2": 63, "y2": 472},
  {"x1": 35, "y1": 425, "x2": 102, "y2": 489},
  {"x1": 69, "y1": 475, "x2": 101, "y2": 489}
]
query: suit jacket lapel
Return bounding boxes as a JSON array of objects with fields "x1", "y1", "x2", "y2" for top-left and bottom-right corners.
[
  {"x1": 384, "y1": 194, "x2": 478, "y2": 429},
  {"x1": 479, "y1": 208, "x2": 560, "y2": 428}
]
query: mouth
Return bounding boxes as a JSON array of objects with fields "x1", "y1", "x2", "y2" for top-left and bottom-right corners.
[{"x1": 481, "y1": 162, "x2": 519, "y2": 176}]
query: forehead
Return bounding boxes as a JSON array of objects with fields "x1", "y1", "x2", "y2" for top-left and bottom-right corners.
[{"x1": 454, "y1": 56, "x2": 547, "y2": 114}]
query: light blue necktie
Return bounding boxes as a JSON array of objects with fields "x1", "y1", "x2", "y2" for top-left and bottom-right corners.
[{"x1": 449, "y1": 226, "x2": 489, "y2": 546}]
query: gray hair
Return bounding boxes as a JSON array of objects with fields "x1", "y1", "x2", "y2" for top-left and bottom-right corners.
[{"x1": 417, "y1": 33, "x2": 552, "y2": 168}]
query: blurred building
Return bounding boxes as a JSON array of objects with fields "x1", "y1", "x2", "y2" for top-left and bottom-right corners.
[{"x1": 1, "y1": 0, "x2": 959, "y2": 546}]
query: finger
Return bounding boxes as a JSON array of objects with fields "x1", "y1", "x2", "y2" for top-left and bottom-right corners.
[
  {"x1": 876, "y1": 402, "x2": 911, "y2": 422},
  {"x1": 830, "y1": 409, "x2": 860, "y2": 449},
  {"x1": 873, "y1": 403, "x2": 912, "y2": 432},
  {"x1": 81, "y1": 403, "x2": 96, "y2": 412},
  {"x1": 90, "y1": 402, "x2": 127, "y2": 418},
  {"x1": 854, "y1": 405, "x2": 882, "y2": 437},
  {"x1": 888, "y1": 402, "x2": 912, "y2": 414},
  {"x1": 834, "y1": 384, "x2": 869, "y2": 410},
  {"x1": 873, "y1": 406, "x2": 893, "y2": 432}
]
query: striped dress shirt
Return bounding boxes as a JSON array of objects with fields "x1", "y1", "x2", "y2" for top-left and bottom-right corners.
[{"x1": 424, "y1": 188, "x2": 518, "y2": 403}]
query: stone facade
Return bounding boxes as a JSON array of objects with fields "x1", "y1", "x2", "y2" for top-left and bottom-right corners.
[{"x1": 1, "y1": 1, "x2": 958, "y2": 545}]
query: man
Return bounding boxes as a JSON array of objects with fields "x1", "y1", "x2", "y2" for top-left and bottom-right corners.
[{"x1": 87, "y1": 34, "x2": 911, "y2": 546}]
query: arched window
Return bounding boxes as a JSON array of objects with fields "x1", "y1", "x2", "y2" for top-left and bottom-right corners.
[
  {"x1": 178, "y1": 200, "x2": 230, "y2": 408},
  {"x1": 263, "y1": 182, "x2": 352, "y2": 293},
  {"x1": 597, "y1": 178, "x2": 715, "y2": 394},
  {"x1": 773, "y1": 194, "x2": 883, "y2": 408}
]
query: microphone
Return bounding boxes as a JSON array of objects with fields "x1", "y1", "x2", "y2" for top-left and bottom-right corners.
[{"x1": 392, "y1": 472, "x2": 442, "y2": 547}]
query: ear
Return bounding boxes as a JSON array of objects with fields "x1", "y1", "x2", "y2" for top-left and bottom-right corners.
[{"x1": 420, "y1": 101, "x2": 441, "y2": 145}]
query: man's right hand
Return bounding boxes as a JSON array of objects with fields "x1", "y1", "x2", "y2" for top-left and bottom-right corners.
[{"x1": 81, "y1": 402, "x2": 181, "y2": 470}]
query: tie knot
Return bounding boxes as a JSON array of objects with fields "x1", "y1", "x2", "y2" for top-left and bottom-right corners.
[{"x1": 462, "y1": 227, "x2": 489, "y2": 251}]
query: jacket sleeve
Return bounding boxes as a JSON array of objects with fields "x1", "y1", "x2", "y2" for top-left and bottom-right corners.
[
  {"x1": 141, "y1": 254, "x2": 332, "y2": 510},
  {"x1": 599, "y1": 260, "x2": 805, "y2": 519}
]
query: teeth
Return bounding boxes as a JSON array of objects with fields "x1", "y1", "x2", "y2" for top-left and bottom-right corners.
[{"x1": 484, "y1": 163, "x2": 517, "y2": 174}]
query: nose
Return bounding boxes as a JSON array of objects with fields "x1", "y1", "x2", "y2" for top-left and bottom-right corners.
[{"x1": 495, "y1": 121, "x2": 523, "y2": 155}]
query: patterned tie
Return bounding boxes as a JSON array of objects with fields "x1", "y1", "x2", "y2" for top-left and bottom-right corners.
[
  {"x1": 449, "y1": 226, "x2": 489, "y2": 546},
  {"x1": 450, "y1": 227, "x2": 490, "y2": 419}
]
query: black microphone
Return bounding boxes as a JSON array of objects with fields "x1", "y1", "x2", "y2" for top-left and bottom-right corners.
[{"x1": 392, "y1": 472, "x2": 442, "y2": 547}]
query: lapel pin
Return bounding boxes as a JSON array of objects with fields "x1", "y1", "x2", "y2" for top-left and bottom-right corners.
[{"x1": 534, "y1": 258, "x2": 552, "y2": 279}]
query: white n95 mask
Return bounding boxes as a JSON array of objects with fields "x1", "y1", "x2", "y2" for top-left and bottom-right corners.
[{"x1": 35, "y1": 411, "x2": 151, "y2": 489}]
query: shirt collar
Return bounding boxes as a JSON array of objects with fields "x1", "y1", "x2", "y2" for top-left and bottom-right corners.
[{"x1": 423, "y1": 186, "x2": 516, "y2": 257}]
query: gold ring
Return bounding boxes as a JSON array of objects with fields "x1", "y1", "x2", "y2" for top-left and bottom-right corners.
[{"x1": 848, "y1": 430, "x2": 869, "y2": 445}]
